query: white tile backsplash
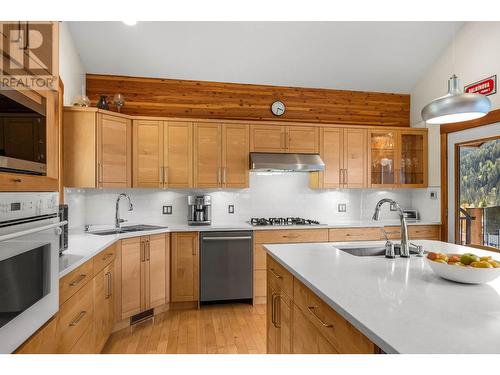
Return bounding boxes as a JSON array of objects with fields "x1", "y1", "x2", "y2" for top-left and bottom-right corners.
[{"x1": 65, "y1": 173, "x2": 440, "y2": 229}]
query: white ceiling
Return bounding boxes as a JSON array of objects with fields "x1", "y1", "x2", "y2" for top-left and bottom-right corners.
[{"x1": 68, "y1": 21, "x2": 463, "y2": 94}]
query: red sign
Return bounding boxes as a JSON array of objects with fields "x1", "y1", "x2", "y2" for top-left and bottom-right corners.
[{"x1": 464, "y1": 75, "x2": 497, "y2": 96}]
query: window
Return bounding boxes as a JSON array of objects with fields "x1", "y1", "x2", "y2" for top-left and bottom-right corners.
[{"x1": 457, "y1": 137, "x2": 500, "y2": 249}]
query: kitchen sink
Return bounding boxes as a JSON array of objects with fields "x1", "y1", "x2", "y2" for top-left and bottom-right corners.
[
  {"x1": 90, "y1": 224, "x2": 167, "y2": 236},
  {"x1": 337, "y1": 245, "x2": 420, "y2": 257}
]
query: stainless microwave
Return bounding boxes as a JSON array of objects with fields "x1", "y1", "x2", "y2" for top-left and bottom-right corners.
[{"x1": 0, "y1": 91, "x2": 47, "y2": 175}]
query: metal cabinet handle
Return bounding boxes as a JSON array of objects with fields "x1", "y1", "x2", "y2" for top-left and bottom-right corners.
[
  {"x1": 273, "y1": 294, "x2": 281, "y2": 328},
  {"x1": 102, "y1": 252, "x2": 113, "y2": 261},
  {"x1": 307, "y1": 306, "x2": 333, "y2": 328},
  {"x1": 160, "y1": 166, "x2": 164, "y2": 184},
  {"x1": 105, "y1": 272, "x2": 112, "y2": 299},
  {"x1": 97, "y1": 163, "x2": 102, "y2": 184},
  {"x1": 283, "y1": 234, "x2": 300, "y2": 239},
  {"x1": 69, "y1": 311, "x2": 87, "y2": 327},
  {"x1": 223, "y1": 167, "x2": 227, "y2": 184},
  {"x1": 140, "y1": 241, "x2": 145, "y2": 262},
  {"x1": 164, "y1": 167, "x2": 169, "y2": 185},
  {"x1": 203, "y1": 236, "x2": 252, "y2": 241},
  {"x1": 269, "y1": 268, "x2": 283, "y2": 279},
  {"x1": 281, "y1": 131, "x2": 285, "y2": 149},
  {"x1": 344, "y1": 169, "x2": 348, "y2": 184},
  {"x1": 69, "y1": 274, "x2": 87, "y2": 287},
  {"x1": 217, "y1": 167, "x2": 221, "y2": 184},
  {"x1": 146, "y1": 240, "x2": 150, "y2": 261}
]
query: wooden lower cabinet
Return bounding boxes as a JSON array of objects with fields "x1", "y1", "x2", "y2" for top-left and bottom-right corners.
[
  {"x1": 292, "y1": 305, "x2": 338, "y2": 354},
  {"x1": 267, "y1": 267, "x2": 292, "y2": 354},
  {"x1": 94, "y1": 263, "x2": 115, "y2": 353},
  {"x1": 56, "y1": 277, "x2": 95, "y2": 353},
  {"x1": 121, "y1": 234, "x2": 169, "y2": 320},
  {"x1": 266, "y1": 254, "x2": 377, "y2": 354},
  {"x1": 254, "y1": 229, "x2": 328, "y2": 304},
  {"x1": 329, "y1": 225, "x2": 441, "y2": 242},
  {"x1": 171, "y1": 232, "x2": 199, "y2": 303}
]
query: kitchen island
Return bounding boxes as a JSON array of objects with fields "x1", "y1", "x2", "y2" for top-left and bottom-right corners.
[{"x1": 264, "y1": 240, "x2": 500, "y2": 354}]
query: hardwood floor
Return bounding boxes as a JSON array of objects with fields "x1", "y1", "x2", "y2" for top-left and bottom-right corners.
[{"x1": 102, "y1": 303, "x2": 266, "y2": 354}]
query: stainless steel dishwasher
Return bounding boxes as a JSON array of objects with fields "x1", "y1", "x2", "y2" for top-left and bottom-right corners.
[{"x1": 200, "y1": 231, "x2": 253, "y2": 304}]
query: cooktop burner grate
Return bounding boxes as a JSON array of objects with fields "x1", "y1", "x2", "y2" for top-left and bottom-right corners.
[{"x1": 249, "y1": 217, "x2": 321, "y2": 226}]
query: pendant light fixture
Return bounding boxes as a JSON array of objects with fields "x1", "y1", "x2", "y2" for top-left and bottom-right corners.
[{"x1": 421, "y1": 31, "x2": 491, "y2": 124}]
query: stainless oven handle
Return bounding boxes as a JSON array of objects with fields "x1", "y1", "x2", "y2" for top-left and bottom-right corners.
[
  {"x1": 0, "y1": 221, "x2": 67, "y2": 243},
  {"x1": 202, "y1": 236, "x2": 252, "y2": 241}
]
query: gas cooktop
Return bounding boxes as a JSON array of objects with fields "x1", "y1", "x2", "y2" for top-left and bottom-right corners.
[{"x1": 249, "y1": 217, "x2": 322, "y2": 226}]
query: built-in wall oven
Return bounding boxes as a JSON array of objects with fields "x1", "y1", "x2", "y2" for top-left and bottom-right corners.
[{"x1": 0, "y1": 192, "x2": 62, "y2": 353}]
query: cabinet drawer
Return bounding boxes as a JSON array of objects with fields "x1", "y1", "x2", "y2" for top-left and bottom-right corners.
[
  {"x1": 409, "y1": 225, "x2": 440, "y2": 240},
  {"x1": 255, "y1": 229, "x2": 328, "y2": 244},
  {"x1": 56, "y1": 280, "x2": 94, "y2": 353},
  {"x1": 93, "y1": 243, "x2": 117, "y2": 274},
  {"x1": 293, "y1": 279, "x2": 375, "y2": 354},
  {"x1": 59, "y1": 260, "x2": 94, "y2": 305},
  {"x1": 383, "y1": 225, "x2": 440, "y2": 240},
  {"x1": 328, "y1": 227, "x2": 381, "y2": 242},
  {"x1": 266, "y1": 255, "x2": 293, "y2": 298},
  {"x1": 68, "y1": 326, "x2": 95, "y2": 354}
]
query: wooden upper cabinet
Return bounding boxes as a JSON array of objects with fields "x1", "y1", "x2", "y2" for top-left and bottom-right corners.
[
  {"x1": 250, "y1": 124, "x2": 286, "y2": 152},
  {"x1": 193, "y1": 123, "x2": 250, "y2": 189},
  {"x1": 64, "y1": 108, "x2": 131, "y2": 188},
  {"x1": 98, "y1": 114, "x2": 131, "y2": 188},
  {"x1": 314, "y1": 128, "x2": 343, "y2": 189},
  {"x1": 132, "y1": 120, "x2": 163, "y2": 188},
  {"x1": 165, "y1": 121, "x2": 193, "y2": 188},
  {"x1": 368, "y1": 128, "x2": 427, "y2": 188},
  {"x1": 250, "y1": 124, "x2": 318, "y2": 154},
  {"x1": 399, "y1": 129, "x2": 428, "y2": 188},
  {"x1": 171, "y1": 232, "x2": 199, "y2": 303},
  {"x1": 194, "y1": 123, "x2": 221, "y2": 188},
  {"x1": 287, "y1": 126, "x2": 319, "y2": 153},
  {"x1": 221, "y1": 123, "x2": 249, "y2": 188},
  {"x1": 311, "y1": 127, "x2": 366, "y2": 189},
  {"x1": 343, "y1": 128, "x2": 367, "y2": 188}
]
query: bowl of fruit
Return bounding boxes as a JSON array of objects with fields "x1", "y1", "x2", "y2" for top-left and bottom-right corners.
[{"x1": 425, "y1": 252, "x2": 500, "y2": 284}]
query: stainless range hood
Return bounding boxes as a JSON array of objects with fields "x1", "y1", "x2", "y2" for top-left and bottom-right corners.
[{"x1": 250, "y1": 152, "x2": 325, "y2": 172}]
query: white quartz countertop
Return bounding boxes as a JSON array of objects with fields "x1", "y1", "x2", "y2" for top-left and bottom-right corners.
[
  {"x1": 59, "y1": 219, "x2": 440, "y2": 278},
  {"x1": 263, "y1": 240, "x2": 500, "y2": 354}
]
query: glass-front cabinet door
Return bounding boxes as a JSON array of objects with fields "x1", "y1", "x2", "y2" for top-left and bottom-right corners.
[
  {"x1": 369, "y1": 129, "x2": 427, "y2": 188},
  {"x1": 399, "y1": 130, "x2": 427, "y2": 188},
  {"x1": 369, "y1": 130, "x2": 398, "y2": 187}
]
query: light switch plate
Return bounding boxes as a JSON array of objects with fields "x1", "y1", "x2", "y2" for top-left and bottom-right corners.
[
  {"x1": 163, "y1": 205, "x2": 172, "y2": 215},
  {"x1": 228, "y1": 205, "x2": 234, "y2": 214},
  {"x1": 338, "y1": 203, "x2": 347, "y2": 213}
]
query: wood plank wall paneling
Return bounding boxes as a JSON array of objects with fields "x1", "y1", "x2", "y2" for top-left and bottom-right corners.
[{"x1": 86, "y1": 74, "x2": 410, "y2": 127}]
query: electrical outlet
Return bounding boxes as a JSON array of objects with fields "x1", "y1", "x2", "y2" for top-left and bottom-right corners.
[
  {"x1": 390, "y1": 203, "x2": 397, "y2": 211},
  {"x1": 429, "y1": 190, "x2": 438, "y2": 199},
  {"x1": 228, "y1": 205, "x2": 234, "y2": 214},
  {"x1": 162, "y1": 205, "x2": 172, "y2": 215},
  {"x1": 338, "y1": 203, "x2": 347, "y2": 213}
]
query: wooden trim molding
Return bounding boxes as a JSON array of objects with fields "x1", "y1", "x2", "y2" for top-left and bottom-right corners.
[
  {"x1": 86, "y1": 73, "x2": 410, "y2": 127},
  {"x1": 440, "y1": 108, "x2": 500, "y2": 134}
]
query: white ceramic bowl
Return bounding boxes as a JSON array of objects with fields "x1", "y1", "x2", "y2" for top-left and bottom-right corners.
[{"x1": 425, "y1": 257, "x2": 500, "y2": 284}]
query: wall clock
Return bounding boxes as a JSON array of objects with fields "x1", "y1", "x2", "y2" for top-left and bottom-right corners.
[{"x1": 271, "y1": 100, "x2": 286, "y2": 116}]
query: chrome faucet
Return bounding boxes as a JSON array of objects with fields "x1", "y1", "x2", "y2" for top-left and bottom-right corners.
[
  {"x1": 115, "y1": 193, "x2": 133, "y2": 229},
  {"x1": 372, "y1": 198, "x2": 410, "y2": 257}
]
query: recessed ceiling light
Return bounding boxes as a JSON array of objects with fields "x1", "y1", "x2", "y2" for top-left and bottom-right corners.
[{"x1": 122, "y1": 21, "x2": 137, "y2": 26}]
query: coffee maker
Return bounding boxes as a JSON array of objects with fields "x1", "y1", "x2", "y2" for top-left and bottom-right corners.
[{"x1": 187, "y1": 195, "x2": 212, "y2": 225}]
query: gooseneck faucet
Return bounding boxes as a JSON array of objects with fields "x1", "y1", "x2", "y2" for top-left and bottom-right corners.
[
  {"x1": 115, "y1": 193, "x2": 133, "y2": 229},
  {"x1": 372, "y1": 198, "x2": 410, "y2": 257}
]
